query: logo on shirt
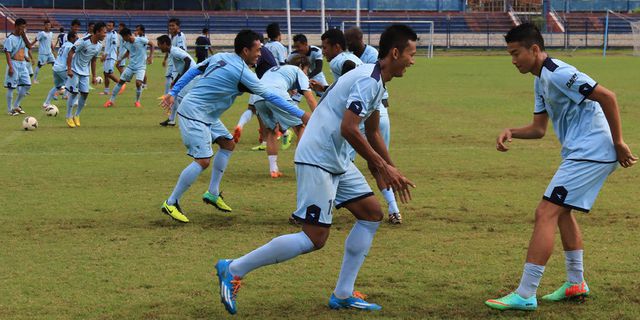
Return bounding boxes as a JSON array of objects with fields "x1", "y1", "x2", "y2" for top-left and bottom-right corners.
[
  {"x1": 566, "y1": 73, "x2": 578, "y2": 88},
  {"x1": 348, "y1": 101, "x2": 363, "y2": 115}
]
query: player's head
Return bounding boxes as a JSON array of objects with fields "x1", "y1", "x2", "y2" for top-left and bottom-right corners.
[
  {"x1": 59, "y1": 27, "x2": 65, "y2": 33},
  {"x1": 93, "y1": 22, "x2": 107, "y2": 40},
  {"x1": 106, "y1": 20, "x2": 114, "y2": 31},
  {"x1": 43, "y1": 19, "x2": 51, "y2": 31},
  {"x1": 378, "y1": 24, "x2": 417, "y2": 78},
  {"x1": 234, "y1": 29, "x2": 262, "y2": 66},
  {"x1": 67, "y1": 31, "x2": 77, "y2": 44},
  {"x1": 14, "y1": 18, "x2": 27, "y2": 33},
  {"x1": 202, "y1": 27, "x2": 209, "y2": 35},
  {"x1": 344, "y1": 27, "x2": 364, "y2": 52},
  {"x1": 292, "y1": 34, "x2": 309, "y2": 55},
  {"x1": 118, "y1": 22, "x2": 125, "y2": 31},
  {"x1": 288, "y1": 54, "x2": 311, "y2": 75},
  {"x1": 321, "y1": 28, "x2": 346, "y2": 61},
  {"x1": 168, "y1": 18, "x2": 180, "y2": 34},
  {"x1": 156, "y1": 35, "x2": 172, "y2": 53},
  {"x1": 87, "y1": 21, "x2": 95, "y2": 33},
  {"x1": 505, "y1": 23, "x2": 546, "y2": 74},
  {"x1": 71, "y1": 19, "x2": 81, "y2": 32},
  {"x1": 119, "y1": 27, "x2": 134, "y2": 43},
  {"x1": 266, "y1": 23, "x2": 281, "y2": 41},
  {"x1": 135, "y1": 24, "x2": 145, "y2": 36}
]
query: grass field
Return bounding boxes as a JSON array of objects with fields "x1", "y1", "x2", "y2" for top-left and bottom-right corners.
[{"x1": 1, "y1": 50, "x2": 639, "y2": 319}]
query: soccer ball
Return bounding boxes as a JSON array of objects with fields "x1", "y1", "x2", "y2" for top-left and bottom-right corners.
[
  {"x1": 45, "y1": 104, "x2": 59, "y2": 117},
  {"x1": 22, "y1": 116, "x2": 38, "y2": 131},
  {"x1": 95, "y1": 76, "x2": 104, "y2": 84}
]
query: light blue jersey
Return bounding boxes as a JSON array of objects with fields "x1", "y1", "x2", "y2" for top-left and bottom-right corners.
[
  {"x1": 329, "y1": 52, "x2": 363, "y2": 81},
  {"x1": 254, "y1": 65, "x2": 310, "y2": 103},
  {"x1": 53, "y1": 42, "x2": 74, "y2": 72},
  {"x1": 36, "y1": 31, "x2": 53, "y2": 55},
  {"x1": 169, "y1": 46, "x2": 196, "y2": 77},
  {"x1": 117, "y1": 34, "x2": 127, "y2": 59},
  {"x1": 171, "y1": 32, "x2": 187, "y2": 50},
  {"x1": 288, "y1": 45, "x2": 323, "y2": 78},
  {"x1": 123, "y1": 36, "x2": 149, "y2": 70},
  {"x1": 534, "y1": 57, "x2": 615, "y2": 162},
  {"x1": 104, "y1": 30, "x2": 118, "y2": 60},
  {"x1": 170, "y1": 52, "x2": 305, "y2": 125},
  {"x1": 295, "y1": 63, "x2": 386, "y2": 174},
  {"x1": 3, "y1": 33, "x2": 27, "y2": 59},
  {"x1": 358, "y1": 45, "x2": 378, "y2": 64},
  {"x1": 71, "y1": 36, "x2": 103, "y2": 76},
  {"x1": 264, "y1": 40, "x2": 287, "y2": 65}
]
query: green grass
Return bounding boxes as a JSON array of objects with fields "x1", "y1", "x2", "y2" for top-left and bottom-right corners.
[{"x1": 1, "y1": 51, "x2": 639, "y2": 319}]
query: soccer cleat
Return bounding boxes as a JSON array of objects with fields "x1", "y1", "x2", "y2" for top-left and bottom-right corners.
[
  {"x1": 65, "y1": 118, "x2": 76, "y2": 128},
  {"x1": 281, "y1": 129, "x2": 293, "y2": 150},
  {"x1": 485, "y1": 292, "x2": 537, "y2": 311},
  {"x1": 270, "y1": 171, "x2": 283, "y2": 178},
  {"x1": 33, "y1": 79, "x2": 39, "y2": 84},
  {"x1": 161, "y1": 200, "x2": 189, "y2": 223},
  {"x1": 73, "y1": 116, "x2": 81, "y2": 127},
  {"x1": 251, "y1": 143, "x2": 266, "y2": 151},
  {"x1": 328, "y1": 291, "x2": 382, "y2": 311},
  {"x1": 134, "y1": 101, "x2": 142, "y2": 108},
  {"x1": 159, "y1": 119, "x2": 176, "y2": 127},
  {"x1": 202, "y1": 191, "x2": 232, "y2": 212},
  {"x1": 15, "y1": 107, "x2": 25, "y2": 114},
  {"x1": 10, "y1": 110, "x2": 19, "y2": 116},
  {"x1": 215, "y1": 259, "x2": 241, "y2": 315},
  {"x1": 542, "y1": 281, "x2": 589, "y2": 302},
  {"x1": 103, "y1": 100, "x2": 114, "y2": 108},
  {"x1": 118, "y1": 83, "x2": 126, "y2": 94},
  {"x1": 388, "y1": 212, "x2": 403, "y2": 224},
  {"x1": 98, "y1": 91, "x2": 108, "y2": 95},
  {"x1": 233, "y1": 126, "x2": 243, "y2": 143},
  {"x1": 42, "y1": 103, "x2": 49, "y2": 109}
]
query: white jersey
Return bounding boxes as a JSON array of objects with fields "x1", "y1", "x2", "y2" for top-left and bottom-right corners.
[
  {"x1": 264, "y1": 40, "x2": 287, "y2": 65},
  {"x1": 104, "y1": 30, "x2": 118, "y2": 60},
  {"x1": 36, "y1": 31, "x2": 54, "y2": 55},
  {"x1": 294, "y1": 63, "x2": 386, "y2": 174},
  {"x1": 329, "y1": 51, "x2": 362, "y2": 81},
  {"x1": 254, "y1": 65, "x2": 310, "y2": 103}
]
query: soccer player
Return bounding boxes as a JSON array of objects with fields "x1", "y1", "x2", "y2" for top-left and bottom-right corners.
[
  {"x1": 163, "y1": 18, "x2": 187, "y2": 94},
  {"x1": 311, "y1": 28, "x2": 362, "y2": 93},
  {"x1": 195, "y1": 28, "x2": 214, "y2": 64},
  {"x1": 32, "y1": 20, "x2": 56, "y2": 84},
  {"x1": 254, "y1": 54, "x2": 317, "y2": 178},
  {"x1": 157, "y1": 34, "x2": 196, "y2": 126},
  {"x1": 116, "y1": 23, "x2": 127, "y2": 75},
  {"x1": 63, "y1": 19, "x2": 82, "y2": 44},
  {"x1": 55, "y1": 27, "x2": 65, "y2": 48},
  {"x1": 214, "y1": 24, "x2": 417, "y2": 315},
  {"x1": 288, "y1": 33, "x2": 328, "y2": 96},
  {"x1": 99, "y1": 21, "x2": 119, "y2": 96},
  {"x1": 264, "y1": 23, "x2": 287, "y2": 65},
  {"x1": 346, "y1": 27, "x2": 401, "y2": 224},
  {"x1": 4, "y1": 18, "x2": 32, "y2": 116},
  {"x1": 64, "y1": 22, "x2": 106, "y2": 128},
  {"x1": 159, "y1": 29, "x2": 310, "y2": 223},
  {"x1": 103, "y1": 27, "x2": 153, "y2": 109},
  {"x1": 43, "y1": 31, "x2": 77, "y2": 108},
  {"x1": 485, "y1": 23, "x2": 637, "y2": 311},
  {"x1": 85, "y1": 22, "x2": 95, "y2": 38}
]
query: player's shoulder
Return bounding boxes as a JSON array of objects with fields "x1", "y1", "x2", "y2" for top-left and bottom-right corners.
[{"x1": 542, "y1": 57, "x2": 579, "y2": 82}]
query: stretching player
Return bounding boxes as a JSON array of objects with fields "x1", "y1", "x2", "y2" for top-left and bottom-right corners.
[
  {"x1": 157, "y1": 34, "x2": 196, "y2": 126},
  {"x1": 32, "y1": 19, "x2": 55, "y2": 84},
  {"x1": 43, "y1": 31, "x2": 77, "y2": 108}
]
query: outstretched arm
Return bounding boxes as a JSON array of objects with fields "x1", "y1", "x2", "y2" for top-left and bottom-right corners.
[{"x1": 496, "y1": 113, "x2": 548, "y2": 152}]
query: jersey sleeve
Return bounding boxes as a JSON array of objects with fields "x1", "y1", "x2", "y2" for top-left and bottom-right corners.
[
  {"x1": 549, "y1": 66, "x2": 598, "y2": 105},
  {"x1": 137, "y1": 36, "x2": 149, "y2": 46},
  {"x1": 533, "y1": 80, "x2": 547, "y2": 114},
  {"x1": 4, "y1": 37, "x2": 13, "y2": 52},
  {"x1": 178, "y1": 35, "x2": 187, "y2": 50},
  {"x1": 346, "y1": 77, "x2": 380, "y2": 118},
  {"x1": 295, "y1": 68, "x2": 311, "y2": 91}
]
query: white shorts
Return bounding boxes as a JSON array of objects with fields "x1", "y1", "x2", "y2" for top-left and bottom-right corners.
[
  {"x1": 178, "y1": 114, "x2": 233, "y2": 159},
  {"x1": 121, "y1": 67, "x2": 145, "y2": 82},
  {"x1": 291, "y1": 162, "x2": 374, "y2": 227},
  {"x1": 254, "y1": 100, "x2": 302, "y2": 131},
  {"x1": 543, "y1": 159, "x2": 618, "y2": 212}
]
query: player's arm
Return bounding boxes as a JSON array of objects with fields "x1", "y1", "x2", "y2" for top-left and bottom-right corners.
[
  {"x1": 66, "y1": 47, "x2": 75, "y2": 77},
  {"x1": 91, "y1": 57, "x2": 97, "y2": 84},
  {"x1": 162, "y1": 52, "x2": 168, "y2": 67},
  {"x1": 172, "y1": 56, "x2": 192, "y2": 86},
  {"x1": 146, "y1": 40, "x2": 155, "y2": 64},
  {"x1": 496, "y1": 113, "x2": 548, "y2": 152},
  {"x1": 301, "y1": 89, "x2": 317, "y2": 111},
  {"x1": 117, "y1": 50, "x2": 130, "y2": 65},
  {"x1": 21, "y1": 31, "x2": 32, "y2": 49},
  {"x1": 307, "y1": 59, "x2": 323, "y2": 78},
  {"x1": 30, "y1": 34, "x2": 38, "y2": 46},
  {"x1": 243, "y1": 70, "x2": 310, "y2": 123},
  {"x1": 587, "y1": 85, "x2": 638, "y2": 167},
  {"x1": 5, "y1": 50, "x2": 14, "y2": 76},
  {"x1": 341, "y1": 60, "x2": 357, "y2": 76}
]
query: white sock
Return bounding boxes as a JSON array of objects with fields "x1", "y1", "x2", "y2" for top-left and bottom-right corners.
[
  {"x1": 268, "y1": 155, "x2": 278, "y2": 172},
  {"x1": 237, "y1": 109, "x2": 253, "y2": 127},
  {"x1": 380, "y1": 188, "x2": 400, "y2": 214}
]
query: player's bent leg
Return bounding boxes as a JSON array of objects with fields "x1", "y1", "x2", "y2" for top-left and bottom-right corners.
[
  {"x1": 203, "y1": 137, "x2": 234, "y2": 212},
  {"x1": 527, "y1": 200, "x2": 570, "y2": 265}
]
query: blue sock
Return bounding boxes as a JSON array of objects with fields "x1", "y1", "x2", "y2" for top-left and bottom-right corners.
[
  {"x1": 34, "y1": 66, "x2": 41, "y2": 80},
  {"x1": 380, "y1": 188, "x2": 399, "y2": 214},
  {"x1": 44, "y1": 86, "x2": 57, "y2": 105},
  {"x1": 75, "y1": 94, "x2": 87, "y2": 116},
  {"x1": 135, "y1": 86, "x2": 142, "y2": 102},
  {"x1": 516, "y1": 262, "x2": 545, "y2": 298},
  {"x1": 565, "y1": 250, "x2": 584, "y2": 283},
  {"x1": 229, "y1": 231, "x2": 314, "y2": 278},
  {"x1": 334, "y1": 220, "x2": 380, "y2": 299},
  {"x1": 73, "y1": 93, "x2": 79, "y2": 106},
  {"x1": 6, "y1": 88, "x2": 14, "y2": 112},
  {"x1": 164, "y1": 76, "x2": 171, "y2": 94},
  {"x1": 13, "y1": 86, "x2": 29, "y2": 109},
  {"x1": 167, "y1": 161, "x2": 204, "y2": 205},
  {"x1": 110, "y1": 83, "x2": 122, "y2": 102},
  {"x1": 208, "y1": 149, "x2": 232, "y2": 195},
  {"x1": 66, "y1": 93, "x2": 76, "y2": 118}
]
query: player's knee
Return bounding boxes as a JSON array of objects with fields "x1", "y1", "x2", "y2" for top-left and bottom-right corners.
[
  {"x1": 217, "y1": 138, "x2": 235, "y2": 151},
  {"x1": 195, "y1": 158, "x2": 210, "y2": 169}
]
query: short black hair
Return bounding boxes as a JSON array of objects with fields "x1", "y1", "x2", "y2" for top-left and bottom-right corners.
[
  {"x1": 266, "y1": 23, "x2": 281, "y2": 40},
  {"x1": 59, "y1": 27, "x2": 65, "y2": 32},
  {"x1": 321, "y1": 28, "x2": 346, "y2": 51},
  {"x1": 44, "y1": 19, "x2": 51, "y2": 24},
  {"x1": 119, "y1": 22, "x2": 126, "y2": 27},
  {"x1": 71, "y1": 19, "x2": 81, "y2": 27},
  {"x1": 119, "y1": 27, "x2": 132, "y2": 38},
  {"x1": 504, "y1": 22, "x2": 545, "y2": 51},
  {"x1": 107, "y1": 20, "x2": 115, "y2": 25},
  {"x1": 15, "y1": 18, "x2": 27, "y2": 26},
  {"x1": 168, "y1": 18, "x2": 181, "y2": 26},
  {"x1": 67, "y1": 31, "x2": 77, "y2": 42},
  {"x1": 93, "y1": 21, "x2": 106, "y2": 34},
  {"x1": 287, "y1": 54, "x2": 310, "y2": 69},
  {"x1": 136, "y1": 24, "x2": 145, "y2": 33},
  {"x1": 88, "y1": 21, "x2": 95, "y2": 27},
  {"x1": 292, "y1": 34, "x2": 307, "y2": 44},
  {"x1": 157, "y1": 34, "x2": 171, "y2": 46},
  {"x1": 234, "y1": 29, "x2": 261, "y2": 55},
  {"x1": 202, "y1": 27, "x2": 209, "y2": 34},
  {"x1": 378, "y1": 24, "x2": 418, "y2": 59}
]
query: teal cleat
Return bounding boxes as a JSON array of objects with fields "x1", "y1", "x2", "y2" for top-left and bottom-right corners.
[
  {"x1": 202, "y1": 191, "x2": 232, "y2": 212},
  {"x1": 485, "y1": 292, "x2": 537, "y2": 311},
  {"x1": 542, "y1": 281, "x2": 589, "y2": 302},
  {"x1": 281, "y1": 129, "x2": 293, "y2": 150},
  {"x1": 328, "y1": 291, "x2": 382, "y2": 311},
  {"x1": 214, "y1": 259, "x2": 241, "y2": 315}
]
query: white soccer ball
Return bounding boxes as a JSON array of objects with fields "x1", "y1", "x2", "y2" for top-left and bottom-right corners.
[
  {"x1": 45, "y1": 105, "x2": 59, "y2": 117},
  {"x1": 95, "y1": 76, "x2": 104, "y2": 84},
  {"x1": 22, "y1": 116, "x2": 38, "y2": 131}
]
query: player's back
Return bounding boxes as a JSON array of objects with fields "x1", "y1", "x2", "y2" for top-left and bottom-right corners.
[
  {"x1": 359, "y1": 45, "x2": 378, "y2": 64},
  {"x1": 294, "y1": 63, "x2": 385, "y2": 174},
  {"x1": 257, "y1": 65, "x2": 308, "y2": 101},
  {"x1": 53, "y1": 42, "x2": 73, "y2": 72},
  {"x1": 264, "y1": 41, "x2": 287, "y2": 65},
  {"x1": 170, "y1": 46, "x2": 196, "y2": 72},
  {"x1": 329, "y1": 52, "x2": 363, "y2": 80}
]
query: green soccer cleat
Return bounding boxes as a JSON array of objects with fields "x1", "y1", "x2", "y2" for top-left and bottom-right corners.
[
  {"x1": 161, "y1": 201, "x2": 189, "y2": 223},
  {"x1": 281, "y1": 129, "x2": 293, "y2": 150},
  {"x1": 542, "y1": 281, "x2": 589, "y2": 302},
  {"x1": 203, "y1": 191, "x2": 233, "y2": 212},
  {"x1": 251, "y1": 143, "x2": 266, "y2": 151},
  {"x1": 485, "y1": 292, "x2": 537, "y2": 311}
]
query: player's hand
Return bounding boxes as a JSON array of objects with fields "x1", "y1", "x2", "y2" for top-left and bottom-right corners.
[
  {"x1": 301, "y1": 111, "x2": 311, "y2": 125},
  {"x1": 8, "y1": 68, "x2": 14, "y2": 76},
  {"x1": 614, "y1": 142, "x2": 638, "y2": 168},
  {"x1": 496, "y1": 128, "x2": 512, "y2": 152},
  {"x1": 100, "y1": 55, "x2": 105, "y2": 62},
  {"x1": 309, "y1": 80, "x2": 324, "y2": 92},
  {"x1": 147, "y1": 57, "x2": 152, "y2": 65},
  {"x1": 160, "y1": 94, "x2": 174, "y2": 112},
  {"x1": 162, "y1": 60, "x2": 166, "y2": 67},
  {"x1": 67, "y1": 70, "x2": 73, "y2": 78},
  {"x1": 376, "y1": 163, "x2": 415, "y2": 204}
]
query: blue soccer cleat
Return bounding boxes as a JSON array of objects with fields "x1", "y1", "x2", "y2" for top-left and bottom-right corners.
[
  {"x1": 485, "y1": 292, "x2": 537, "y2": 311},
  {"x1": 328, "y1": 291, "x2": 382, "y2": 311},
  {"x1": 214, "y1": 259, "x2": 242, "y2": 315}
]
